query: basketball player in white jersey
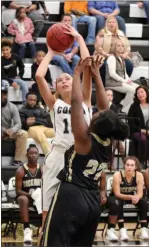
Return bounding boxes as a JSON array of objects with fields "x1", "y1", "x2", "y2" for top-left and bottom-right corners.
[{"x1": 36, "y1": 24, "x2": 92, "y2": 233}]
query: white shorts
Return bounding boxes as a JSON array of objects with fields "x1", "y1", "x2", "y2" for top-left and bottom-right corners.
[{"x1": 42, "y1": 145, "x2": 66, "y2": 211}]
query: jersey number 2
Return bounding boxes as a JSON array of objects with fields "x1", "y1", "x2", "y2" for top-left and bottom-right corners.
[{"x1": 63, "y1": 118, "x2": 69, "y2": 134}]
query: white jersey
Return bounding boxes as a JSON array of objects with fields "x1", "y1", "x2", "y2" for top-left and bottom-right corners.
[{"x1": 52, "y1": 99, "x2": 92, "y2": 149}]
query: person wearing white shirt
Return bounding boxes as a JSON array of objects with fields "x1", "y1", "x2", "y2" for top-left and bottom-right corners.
[{"x1": 105, "y1": 40, "x2": 138, "y2": 113}]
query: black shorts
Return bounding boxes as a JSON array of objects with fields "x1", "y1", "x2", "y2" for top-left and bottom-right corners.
[{"x1": 41, "y1": 182, "x2": 101, "y2": 247}]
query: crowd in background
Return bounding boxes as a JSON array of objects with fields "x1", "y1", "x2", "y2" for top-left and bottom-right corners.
[{"x1": 1, "y1": 0, "x2": 149, "y2": 244}]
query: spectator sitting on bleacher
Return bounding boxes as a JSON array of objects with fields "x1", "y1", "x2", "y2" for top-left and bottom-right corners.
[
  {"x1": 105, "y1": 40, "x2": 138, "y2": 113},
  {"x1": 144, "y1": 168, "x2": 149, "y2": 199},
  {"x1": 111, "y1": 156, "x2": 149, "y2": 240},
  {"x1": 19, "y1": 92, "x2": 55, "y2": 156},
  {"x1": 2, "y1": 1, "x2": 44, "y2": 41},
  {"x1": 138, "y1": 1, "x2": 149, "y2": 24},
  {"x1": 8, "y1": 7, "x2": 36, "y2": 59},
  {"x1": 1, "y1": 38, "x2": 28, "y2": 103},
  {"x1": 88, "y1": 1, "x2": 126, "y2": 34},
  {"x1": 94, "y1": 16, "x2": 133, "y2": 85},
  {"x1": 31, "y1": 50, "x2": 53, "y2": 106},
  {"x1": 64, "y1": 1, "x2": 96, "y2": 44},
  {"x1": 1, "y1": 85, "x2": 28, "y2": 166},
  {"x1": 15, "y1": 144, "x2": 42, "y2": 244},
  {"x1": 93, "y1": 88, "x2": 120, "y2": 114},
  {"x1": 128, "y1": 85, "x2": 149, "y2": 166},
  {"x1": 51, "y1": 14, "x2": 80, "y2": 76}
]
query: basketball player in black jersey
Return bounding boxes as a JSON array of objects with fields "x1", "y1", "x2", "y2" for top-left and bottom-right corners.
[
  {"x1": 41, "y1": 56, "x2": 129, "y2": 247},
  {"x1": 16, "y1": 144, "x2": 42, "y2": 244},
  {"x1": 111, "y1": 156, "x2": 149, "y2": 240}
]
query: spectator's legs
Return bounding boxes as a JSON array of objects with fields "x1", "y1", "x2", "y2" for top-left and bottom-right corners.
[
  {"x1": 77, "y1": 15, "x2": 96, "y2": 43},
  {"x1": 19, "y1": 43, "x2": 26, "y2": 59},
  {"x1": 31, "y1": 82, "x2": 42, "y2": 102},
  {"x1": 107, "y1": 196, "x2": 119, "y2": 241},
  {"x1": 112, "y1": 82, "x2": 138, "y2": 113},
  {"x1": 125, "y1": 59, "x2": 134, "y2": 77},
  {"x1": 133, "y1": 132, "x2": 148, "y2": 164},
  {"x1": 52, "y1": 55, "x2": 73, "y2": 75},
  {"x1": 28, "y1": 42, "x2": 36, "y2": 58},
  {"x1": 143, "y1": 1, "x2": 149, "y2": 23},
  {"x1": 11, "y1": 130, "x2": 28, "y2": 163},
  {"x1": 70, "y1": 54, "x2": 80, "y2": 72},
  {"x1": 12, "y1": 78, "x2": 28, "y2": 102},
  {"x1": 136, "y1": 198, "x2": 149, "y2": 239},
  {"x1": 95, "y1": 15, "x2": 106, "y2": 32},
  {"x1": 27, "y1": 12, "x2": 44, "y2": 40},
  {"x1": 17, "y1": 195, "x2": 30, "y2": 224},
  {"x1": 117, "y1": 200, "x2": 129, "y2": 241},
  {"x1": 115, "y1": 16, "x2": 126, "y2": 34},
  {"x1": 44, "y1": 127, "x2": 55, "y2": 139},
  {"x1": 28, "y1": 126, "x2": 54, "y2": 156},
  {"x1": 71, "y1": 14, "x2": 78, "y2": 29},
  {"x1": 17, "y1": 195, "x2": 32, "y2": 243}
]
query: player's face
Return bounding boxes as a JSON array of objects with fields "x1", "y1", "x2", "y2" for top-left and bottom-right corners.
[
  {"x1": 115, "y1": 41, "x2": 124, "y2": 54},
  {"x1": 27, "y1": 94, "x2": 37, "y2": 108},
  {"x1": 56, "y1": 73, "x2": 72, "y2": 95},
  {"x1": 62, "y1": 16, "x2": 72, "y2": 26},
  {"x1": 106, "y1": 90, "x2": 113, "y2": 103},
  {"x1": 124, "y1": 159, "x2": 136, "y2": 174},
  {"x1": 2, "y1": 46, "x2": 11, "y2": 58},
  {"x1": 107, "y1": 18, "x2": 117, "y2": 32},
  {"x1": 137, "y1": 88, "x2": 147, "y2": 103},
  {"x1": 27, "y1": 148, "x2": 39, "y2": 163},
  {"x1": 36, "y1": 52, "x2": 45, "y2": 64}
]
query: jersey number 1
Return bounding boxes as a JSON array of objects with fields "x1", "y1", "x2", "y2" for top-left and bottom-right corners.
[{"x1": 63, "y1": 118, "x2": 69, "y2": 134}]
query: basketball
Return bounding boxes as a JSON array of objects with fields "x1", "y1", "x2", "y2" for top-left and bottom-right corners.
[{"x1": 46, "y1": 23, "x2": 75, "y2": 52}]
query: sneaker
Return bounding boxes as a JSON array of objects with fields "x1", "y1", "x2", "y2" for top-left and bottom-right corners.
[
  {"x1": 140, "y1": 227, "x2": 149, "y2": 240},
  {"x1": 12, "y1": 160, "x2": 23, "y2": 166},
  {"x1": 24, "y1": 228, "x2": 32, "y2": 244},
  {"x1": 107, "y1": 228, "x2": 118, "y2": 241},
  {"x1": 119, "y1": 228, "x2": 129, "y2": 241}
]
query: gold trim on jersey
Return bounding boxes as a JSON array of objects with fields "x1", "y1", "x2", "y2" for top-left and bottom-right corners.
[
  {"x1": 67, "y1": 151, "x2": 76, "y2": 182},
  {"x1": 24, "y1": 163, "x2": 40, "y2": 170},
  {"x1": 91, "y1": 133, "x2": 110, "y2": 146},
  {"x1": 44, "y1": 183, "x2": 61, "y2": 246}
]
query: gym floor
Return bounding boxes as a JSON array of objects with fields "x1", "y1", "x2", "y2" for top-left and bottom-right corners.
[{"x1": 2, "y1": 226, "x2": 149, "y2": 247}]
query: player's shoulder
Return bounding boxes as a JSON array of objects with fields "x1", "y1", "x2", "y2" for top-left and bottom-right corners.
[
  {"x1": 16, "y1": 166, "x2": 25, "y2": 177},
  {"x1": 136, "y1": 171, "x2": 144, "y2": 180},
  {"x1": 113, "y1": 171, "x2": 121, "y2": 179}
]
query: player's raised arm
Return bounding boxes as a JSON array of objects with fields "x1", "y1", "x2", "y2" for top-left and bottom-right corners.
[
  {"x1": 71, "y1": 57, "x2": 92, "y2": 154},
  {"x1": 91, "y1": 56, "x2": 109, "y2": 111},
  {"x1": 64, "y1": 25, "x2": 92, "y2": 107},
  {"x1": 35, "y1": 47, "x2": 56, "y2": 110}
]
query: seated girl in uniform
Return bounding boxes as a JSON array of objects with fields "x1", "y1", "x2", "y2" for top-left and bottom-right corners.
[{"x1": 109, "y1": 156, "x2": 149, "y2": 241}]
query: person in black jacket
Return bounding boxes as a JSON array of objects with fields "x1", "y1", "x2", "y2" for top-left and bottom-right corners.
[
  {"x1": 1, "y1": 38, "x2": 28, "y2": 102},
  {"x1": 19, "y1": 92, "x2": 55, "y2": 156},
  {"x1": 128, "y1": 85, "x2": 149, "y2": 165},
  {"x1": 31, "y1": 50, "x2": 53, "y2": 105},
  {"x1": 2, "y1": 1, "x2": 45, "y2": 40}
]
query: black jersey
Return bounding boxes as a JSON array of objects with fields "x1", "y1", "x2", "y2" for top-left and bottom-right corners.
[
  {"x1": 58, "y1": 133, "x2": 110, "y2": 190},
  {"x1": 120, "y1": 170, "x2": 137, "y2": 195},
  {"x1": 22, "y1": 163, "x2": 42, "y2": 195}
]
